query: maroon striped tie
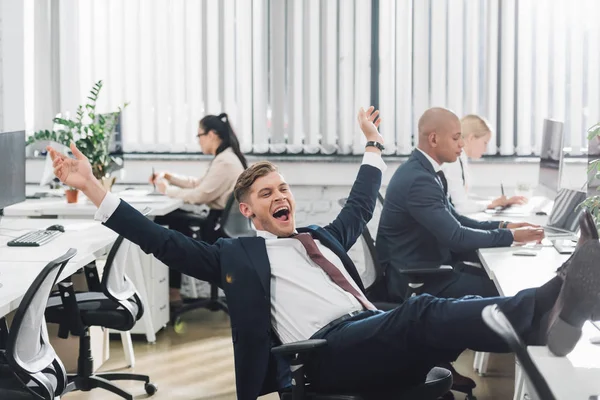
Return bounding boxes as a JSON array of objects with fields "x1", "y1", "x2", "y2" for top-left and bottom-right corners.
[{"x1": 291, "y1": 233, "x2": 376, "y2": 311}]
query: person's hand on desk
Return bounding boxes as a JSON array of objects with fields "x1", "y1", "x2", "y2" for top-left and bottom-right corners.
[
  {"x1": 47, "y1": 143, "x2": 107, "y2": 207},
  {"x1": 155, "y1": 178, "x2": 169, "y2": 194},
  {"x1": 506, "y1": 222, "x2": 540, "y2": 229},
  {"x1": 487, "y1": 195, "x2": 528, "y2": 209},
  {"x1": 511, "y1": 226, "x2": 545, "y2": 244},
  {"x1": 149, "y1": 171, "x2": 172, "y2": 184}
]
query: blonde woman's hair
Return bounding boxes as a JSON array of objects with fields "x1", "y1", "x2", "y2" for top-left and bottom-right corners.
[{"x1": 461, "y1": 115, "x2": 493, "y2": 139}]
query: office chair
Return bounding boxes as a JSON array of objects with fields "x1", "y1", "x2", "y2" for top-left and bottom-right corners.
[
  {"x1": 482, "y1": 305, "x2": 556, "y2": 400},
  {"x1": 273, "y1": 339, "x2": 453, "y2": 400},
  {"x1": 360, "y1": 224, "x2": 476, "y2": 400},
  {"x1": 45, "y1": 236, "x2": 157, "y2": 400},
  {"x1": 338, "y1": 193, "x2": 455, "y2": 300},
  {"x1": 172, "y1": 194, "x2": 255, "y2": 325},
  {"x1": 0, "y1": 249, "x2": 76, "y2": 399}
]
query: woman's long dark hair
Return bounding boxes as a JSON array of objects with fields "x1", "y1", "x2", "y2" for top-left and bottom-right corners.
[{"x1": 200, "y1": 113, "x2": 248, "y2": 169}]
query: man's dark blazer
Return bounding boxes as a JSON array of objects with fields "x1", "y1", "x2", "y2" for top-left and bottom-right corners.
[
  {"x1": 102, "y1": 164, "x2": 381, "y2": 400},
  {"x1": 376, "y1": 149, "x2": 513, "y2": 271}
]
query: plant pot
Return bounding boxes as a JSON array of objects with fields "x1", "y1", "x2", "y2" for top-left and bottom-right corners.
[
  {"x1": 65, "y1": 189, "x2": 79, "y2": 204},
  {"x1": 99, "y1": 176, "x2": 116, "y2": 192}
]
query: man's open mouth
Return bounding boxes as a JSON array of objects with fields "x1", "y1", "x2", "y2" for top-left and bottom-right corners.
[{"x1": 272, "y1": 206, "x2": 290, "y2": 222}]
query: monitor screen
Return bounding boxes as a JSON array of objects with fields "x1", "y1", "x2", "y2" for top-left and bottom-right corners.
[
  {"x1": 99, "y1": 113, "x2": 124, "y2": 175},
  {"x1": 547, "y1": 188, "x2": 587, "y2": 233},
  {"x1": 538, "y1": 119, "x2": 565, "y2": 194},
  {"x1": 0, "y1": 131, "x2": 26, "y2": 210}
]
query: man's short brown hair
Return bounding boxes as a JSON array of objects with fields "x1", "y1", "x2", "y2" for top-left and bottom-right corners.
[{"x1": 234, "y1": 161, "x2": 278, "y2": 202}]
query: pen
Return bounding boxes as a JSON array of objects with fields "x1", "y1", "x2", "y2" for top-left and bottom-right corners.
[
  {"x1": 501, "y1": 183, "x2": 505, "y2": 197},
  {"x1": 152, "y1": 167, "x2": 156, "y2": 191}
]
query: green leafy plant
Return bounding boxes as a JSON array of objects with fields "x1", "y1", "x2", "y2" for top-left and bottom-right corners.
[
  {"x1": 27, "y1": 80, "x2": 127, "y2": 180},
  {"x1": 580, "y1": 122, "x2": 600, "y2": 232}
]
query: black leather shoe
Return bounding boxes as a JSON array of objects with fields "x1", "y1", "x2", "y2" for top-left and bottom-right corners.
[{"x1": 547, "y1": 209, "x2": 600, "y2": 356}]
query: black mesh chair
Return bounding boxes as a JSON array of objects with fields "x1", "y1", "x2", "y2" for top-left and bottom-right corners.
[
  {"x1": 45, "y1": 236, "x2": 157, "y2": 400},
  {"x1": 482, "y1": 305, "x2": 556, "y2": 400},
  {"x1": 0, "y1": 249, "x2": 76, "y2": 399},
  {"x1": 172, "y1": 194, "x2": 255, "y2": 325},
  {"x1": 346, "y1": 193, "x2": 475, "y2": 399},
  {"x1": 273, "y1": 339, "x2": 453, "y2": 400}
]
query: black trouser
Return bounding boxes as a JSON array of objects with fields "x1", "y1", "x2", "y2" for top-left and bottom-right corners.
[
  {"x1": 306, "y1": 288, "x2": 541, "y2": 393},
  {"x1": 154, "y1": 209, "x2": 223, "y2": 290}
]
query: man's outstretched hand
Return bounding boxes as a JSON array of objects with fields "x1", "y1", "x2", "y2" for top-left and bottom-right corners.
[
  {"x1": 47, "y1": 143, "x2": 93, "y2": 190},
  {"x1": 47, "y1": 143, "x2": 107, "y2": 206},
  {"x1": 358, "y1": 106, "x2": 383, "y2": 147}
]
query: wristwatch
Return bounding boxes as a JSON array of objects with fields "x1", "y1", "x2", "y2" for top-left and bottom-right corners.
[{"x1": 365, "y1": 141, "x2": 385, "y2": 151}]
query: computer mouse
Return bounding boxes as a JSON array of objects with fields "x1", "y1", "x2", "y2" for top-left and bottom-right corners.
[
  {"x1": 535, "y1": 211, "x2": 548, "y2": 216},
  {"x1": 46, "y1": 224, "x2": 65, "y2": 232}
]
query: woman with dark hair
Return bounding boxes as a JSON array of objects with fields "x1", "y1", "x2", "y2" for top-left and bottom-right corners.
[{"x1": 151, "y1": 113, "x2": 247, "y2": 308}]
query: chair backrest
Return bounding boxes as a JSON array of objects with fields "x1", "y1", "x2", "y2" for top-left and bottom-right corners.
[
  {"x1": 219, "y1": 194, "x2": 255, "y2": 238},
  {"x1": 101, "y1": 236, "x2": 143, "y2": 321},
  {"x1": 6, "y1": 248, "x2": 77, "y2": 399},
  {"x1": 481, "y1": 305, "x2": 556, "y2": 400}
]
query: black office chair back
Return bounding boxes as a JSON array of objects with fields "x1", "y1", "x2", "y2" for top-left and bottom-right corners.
[
  {"x1": 101, "y1": 235, "x2": 144, "y2": 324},
  {"x1": 482, "y1": 305, "x2": 556, "y2": 400},
  {"x1": 5, "y1": 248, "x2": 77, "y2": 399},
  {"x1": 360, "y1": 226, "x2": 383, "y2": 292},
  {"x1": 220, "y1": 194, "x2": 255, "y2": 238}
]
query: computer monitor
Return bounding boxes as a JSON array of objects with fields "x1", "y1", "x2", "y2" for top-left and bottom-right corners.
[
  {"x1": 100, "y1": 112, "x2": 124, "y2": 174},
  {"x1": 538, "y1": 119, "x2": 565, "y2": 196},
  {"x1": 0, "y1": 131, "x2": 26, "y2": 213}
]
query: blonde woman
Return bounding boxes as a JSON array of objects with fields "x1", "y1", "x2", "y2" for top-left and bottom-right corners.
[{"x1": 442, "y1": 114, "x2": 527, "y2": 214}]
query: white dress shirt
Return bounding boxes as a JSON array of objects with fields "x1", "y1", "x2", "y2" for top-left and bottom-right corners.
[
  {"x1": 416, "y1": 147, "x2": 442, "y2": 172},
  {"x1": 95, "y1": 152, "x2": 386, "y2": 344},
  {"x1": 442, "y1": 151, "x2": 490, "y2": 214}
]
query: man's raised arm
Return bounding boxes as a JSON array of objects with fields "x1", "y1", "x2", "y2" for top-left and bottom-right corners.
[
  {"x1": 325, "y1": 107, "x2": 386, "y2": 250},
  {"x1": 47, "y1": 144, "x2": 221, "y2": 284}
]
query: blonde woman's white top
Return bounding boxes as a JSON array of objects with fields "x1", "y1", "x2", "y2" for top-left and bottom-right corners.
[{"x1": 442, "y1": 151, "x2": 489, "y2": 214}]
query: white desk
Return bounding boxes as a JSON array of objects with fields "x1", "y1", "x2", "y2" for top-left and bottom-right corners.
[
  {"x1": 0, "y1": 218, "x2": 168, "y2": 342},
  {"x1": 2, "y1": 191, "x2": 183, "y2": 218},
  {"x1": 478, "y1": 242, "x2": 600, "y2": 399},
  {"x1": 0, "y1": 219, "x2": 116, "y2": 318},
  {"x1": 2, "y1": 189, "x2": 177, "y2": 341}
]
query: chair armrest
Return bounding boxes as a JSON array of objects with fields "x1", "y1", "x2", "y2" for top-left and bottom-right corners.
[
  {"x1": 271, "y1": 339, "x2": 327, "y2": 356},
  {"x1": 398, "y1": 265, "x2": 454, "y2": 275}
]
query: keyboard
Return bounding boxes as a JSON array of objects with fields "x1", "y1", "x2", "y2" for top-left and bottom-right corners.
[{"x1": 7, "y1": 230, "x2": 62, "y2": 247}]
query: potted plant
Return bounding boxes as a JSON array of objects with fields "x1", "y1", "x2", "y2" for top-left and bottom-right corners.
[
  {"x1": 27, "y1": 80, "x2": 127, "y2": 201},
  {"x1": 581, "y1": 122, "x2": 600, "y2": 232}
]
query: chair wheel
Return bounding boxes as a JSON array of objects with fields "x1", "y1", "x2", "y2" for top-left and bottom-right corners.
[{"x1": 145, "y1": 382, "x2": 158, "y2": 395}]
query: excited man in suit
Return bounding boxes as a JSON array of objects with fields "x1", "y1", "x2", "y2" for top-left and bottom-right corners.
[
  {"x1": 377, "y1": 107, "x2": 545, "y2": 299},
  {"x1": 48, "y1": 107, "x2": 594, "y2": 400}
]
